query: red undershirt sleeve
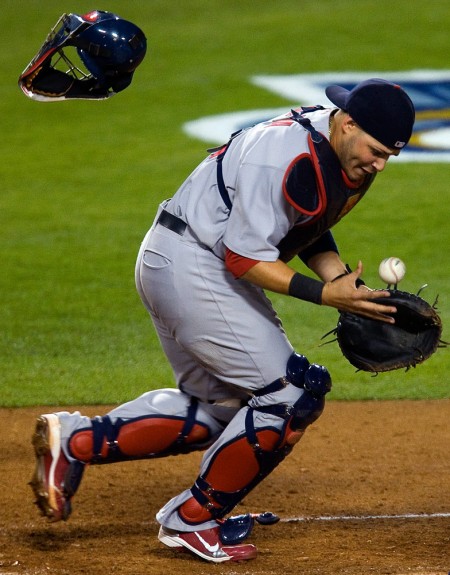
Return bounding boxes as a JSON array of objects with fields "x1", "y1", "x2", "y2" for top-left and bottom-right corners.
[{"x1": 225, "y1": 248, "x2": 260, "y2": 278}]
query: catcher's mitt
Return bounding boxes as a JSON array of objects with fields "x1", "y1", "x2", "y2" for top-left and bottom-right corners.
[{"x1": 328, "y1": 289, "x2": 446, "y2": 373}]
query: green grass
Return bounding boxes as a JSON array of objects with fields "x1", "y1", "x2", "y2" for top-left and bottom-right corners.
[{"x1": 1, "y1": 0, "x2": 449, "y2": 406}]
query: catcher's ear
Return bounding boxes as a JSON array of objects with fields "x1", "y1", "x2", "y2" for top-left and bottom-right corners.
[{"x1": 342, "y1": 115, "x2": 358, "y2": 134}]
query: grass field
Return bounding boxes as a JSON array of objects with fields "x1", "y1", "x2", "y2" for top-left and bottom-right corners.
[{"x1": 1, "y1": 0, "x2": 449, "y2": 406}]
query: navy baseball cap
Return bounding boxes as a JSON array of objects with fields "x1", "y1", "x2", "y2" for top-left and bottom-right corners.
[{"x1": 325, "y1": 78, "x2": 415, "y2": 150}]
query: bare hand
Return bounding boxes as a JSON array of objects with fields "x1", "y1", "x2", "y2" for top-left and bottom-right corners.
[{"x1": 321, "y1": 261, "x2": 396, "y2": 323}]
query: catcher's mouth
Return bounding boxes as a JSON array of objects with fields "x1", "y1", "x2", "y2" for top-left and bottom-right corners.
[
  {"x1": 360, "y1": 166, "x2": 375, "y2": 175},
  {"x1": 345, "y1": 166, "x2": 366, "y2": 183}
]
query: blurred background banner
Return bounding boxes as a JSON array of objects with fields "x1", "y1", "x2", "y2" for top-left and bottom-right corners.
[{"x1": 185, "y1": 70, "x2": 450, "y2": 162}]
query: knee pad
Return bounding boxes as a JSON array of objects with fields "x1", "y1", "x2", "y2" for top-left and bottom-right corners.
[
  {"x1": 251, "y1": 353, "x2": 332, "y2": 431},
  {"x1": 68, "y1": 392, "x2": 222, "y2": 463},
  {"x1": 178, "y1": 353, "x2": 332, "y2": 525},
  {"x1": 288, "y1": 361, "x2": 332, "y2": 431}
]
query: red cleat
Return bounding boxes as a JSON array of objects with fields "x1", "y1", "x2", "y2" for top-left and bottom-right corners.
[
  {"x1": 29, "y1": 414, "x2": 84, "y2": 522},
  {"x1": 158, "y1": 525, "x2": 257, "y2": 563}
]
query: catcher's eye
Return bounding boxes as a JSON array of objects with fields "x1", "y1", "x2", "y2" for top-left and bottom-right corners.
[{"x1": 370, "y1": 146, "x2": 389, "y2": 160}]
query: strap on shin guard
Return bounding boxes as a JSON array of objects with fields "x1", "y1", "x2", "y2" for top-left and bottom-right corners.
[
  {"x1": 173, "y1": 397, "x2": 199, "y2": 448},
  {"x1": 91, "y1": 415, "x2": 118, "y2": 462},
  {"x1": 244, "y1": 407, "x2": 293, "y2": 475}
]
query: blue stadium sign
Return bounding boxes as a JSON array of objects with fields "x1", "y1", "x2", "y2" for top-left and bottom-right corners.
[{"x1": 184, "y1": 71, "x2": 450, "y2": 162}]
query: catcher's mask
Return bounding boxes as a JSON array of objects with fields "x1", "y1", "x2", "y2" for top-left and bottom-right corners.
[{"x1": 18, "y1": 10, "x2": 147, "y2": 101}]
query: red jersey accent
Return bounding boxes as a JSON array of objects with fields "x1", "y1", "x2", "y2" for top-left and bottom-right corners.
[
  {"x1": 268, "y1": 119, "x2": 295, "y2": 127},
  {"x1": 225, "y1": 248, "x2": 259, "y2": 278}
]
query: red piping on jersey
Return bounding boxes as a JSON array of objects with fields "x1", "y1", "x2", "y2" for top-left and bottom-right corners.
[{"x1": 208, "y1": 145, "x2": 227, "y2": 159}]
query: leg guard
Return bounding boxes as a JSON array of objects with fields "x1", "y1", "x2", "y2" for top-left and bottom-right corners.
[
  {"x1": 176, "y1": 354, "x2": 332, "y2": 526},
  {"x1": 68, "y1": 389, "x2": 225, "y2": 464}
]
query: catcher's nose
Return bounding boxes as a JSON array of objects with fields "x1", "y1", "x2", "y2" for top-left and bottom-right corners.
[{"x1": 372, "y1": 157, "x2": 388, "y2": 172}]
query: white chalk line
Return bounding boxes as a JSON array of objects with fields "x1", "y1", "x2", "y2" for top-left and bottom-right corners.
[{"x1": 281, "y1": 512, "x2": 450, "y2": 523}]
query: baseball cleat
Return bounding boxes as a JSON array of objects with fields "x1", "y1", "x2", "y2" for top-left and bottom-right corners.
[
  {"x1": 29, "y1": 414, "x2": 84, "y2": 522},
  {"x1": 158, "y1": 525, "x2": 257, "y2": 563}
]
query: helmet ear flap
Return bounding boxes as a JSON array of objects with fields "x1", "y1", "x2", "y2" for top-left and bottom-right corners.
[
  {"x1": 109, "y1": 73, "x2": 133, "y2": 93},
  {"x1": 77, "y1": 49, "x2": 104, "y2": 81},
  {"x1": 77, "y1": 49, "x2": 134, "y2": 93}
]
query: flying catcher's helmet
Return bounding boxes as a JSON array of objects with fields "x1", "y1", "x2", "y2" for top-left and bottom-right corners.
[{"x1": 19, "y1": 10, "x2": 147, "y2": 101}]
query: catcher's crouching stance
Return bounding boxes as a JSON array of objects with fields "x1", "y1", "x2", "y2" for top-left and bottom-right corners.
[
  {"x1": 28, "y1": 76, "x2": 423, "y2": 564},
  {"x1": 30, "y1": 352, "x2": 331, "y2": 562}
]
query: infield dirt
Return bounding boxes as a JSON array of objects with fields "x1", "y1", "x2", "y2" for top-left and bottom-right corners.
[{"x1": 1, "y1": 400, "x2": 449, "y2": 575}]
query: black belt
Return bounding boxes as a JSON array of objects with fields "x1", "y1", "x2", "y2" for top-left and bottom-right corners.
[{"x1": 157, "y1": 209, "x2": 187, "y2": 235}]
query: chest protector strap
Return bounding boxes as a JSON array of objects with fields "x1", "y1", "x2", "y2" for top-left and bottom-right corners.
[{"x1": 208, "y1": 129, "x2": 245, "y2": 211}]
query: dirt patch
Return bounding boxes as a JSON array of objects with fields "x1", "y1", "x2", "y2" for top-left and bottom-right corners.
[{"x1": 1, "y1": 400, "x2": 449, "y2": 575}]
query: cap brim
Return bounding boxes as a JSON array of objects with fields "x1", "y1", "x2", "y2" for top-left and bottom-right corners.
[{"x1": 325, "y1": 85, "x2": 350, "y2": 109}]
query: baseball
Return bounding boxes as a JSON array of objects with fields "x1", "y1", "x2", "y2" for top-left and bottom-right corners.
[{"x1": 378, "y1": 257, "x2": 406, "y2": 285}]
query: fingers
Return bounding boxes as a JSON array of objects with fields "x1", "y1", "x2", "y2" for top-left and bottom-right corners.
[
  {"x1": 354, "y1": 260, "x2": 363, "y2": 278},
  {"x1": 345, "y1": 297, "x2": 396, "y2": 323},
  {"x1": 364, "y1": 289, "x2": 391, "y2": 301},
  {"x1": 357, "y1": 284, "x2": 373, "y2": 293},
  {"x1": 322, "y1": 273, "x2": 397, "y2": 323},
  {"x1": 362, "y1": 286, "x2": 398, "y2": 322},
  {"x1": 343, "y1": 299, "x2": 397, "y2": 323},
  {"x1": 352, "y1": 299, "x2": 397, "y2": 323},
  {"x1": 361, "y1": 287, "x2": 397, "y2": 320}
]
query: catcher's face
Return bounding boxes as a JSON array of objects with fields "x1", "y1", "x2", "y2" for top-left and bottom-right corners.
[{"x1": 335, "y1": 116, "x2": 400, "y2": 183}]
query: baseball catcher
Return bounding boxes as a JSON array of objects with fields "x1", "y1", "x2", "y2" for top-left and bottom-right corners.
[
  {"x1": 29, "y1": 78, "x2": 421, "y2": 563},
  {"x1": 18, "y1": 10, "x2": 147, "y2": 101},
  {"x1": 325, "y1": 288, "x2": 446, "y2": 373}
]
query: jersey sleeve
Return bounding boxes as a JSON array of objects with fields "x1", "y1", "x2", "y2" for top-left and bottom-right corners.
[{"x1": 225, "y1": 248, "x2": 260, "y2": 278}]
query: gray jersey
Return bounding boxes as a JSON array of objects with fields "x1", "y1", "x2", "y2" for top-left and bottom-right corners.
[{"x1": 166, "y1": 107, "x2": 333, "y2": 260}]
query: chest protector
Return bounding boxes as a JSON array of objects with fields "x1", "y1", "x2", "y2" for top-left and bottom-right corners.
[{"x1": 277, "y1": 108, "x2": 376, "y2": 262}]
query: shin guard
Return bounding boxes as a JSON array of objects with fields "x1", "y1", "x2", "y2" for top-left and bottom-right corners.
[
  {"x1": 178, "y1": 360, "x2": 332, "y2": 525},
  {"x1": 68, "y1": 397, "x2": 214, "y2": 463}
]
